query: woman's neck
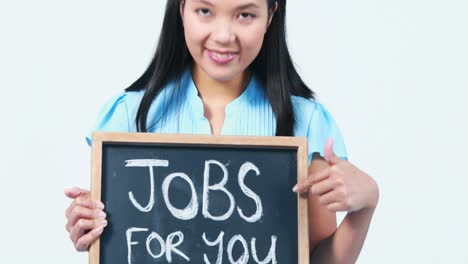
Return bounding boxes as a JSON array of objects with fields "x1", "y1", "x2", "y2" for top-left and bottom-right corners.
[{"x1": 191, "y1": 65, "x2": 251, "y2": 107}]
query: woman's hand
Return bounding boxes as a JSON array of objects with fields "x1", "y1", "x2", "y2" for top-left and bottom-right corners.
[
  {"x1": 294, "y1": 139, "x2": 379, "y2": 213},
  {"x1": 64, "y1": 187, "x2": 107, "y2": 251}
]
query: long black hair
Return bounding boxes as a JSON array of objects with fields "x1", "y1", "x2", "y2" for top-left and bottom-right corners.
[{"x1": 125, "y1": 0, "x2": 314, "y2": 136}]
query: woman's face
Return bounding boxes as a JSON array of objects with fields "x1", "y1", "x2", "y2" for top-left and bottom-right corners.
[{"x1": 181, "y1": 0, "x2": 274, "y2": 82}]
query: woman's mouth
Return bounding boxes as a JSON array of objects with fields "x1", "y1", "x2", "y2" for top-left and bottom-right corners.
[{"x1": 206, "y1": 49, "x2": 238, "y2": 65}]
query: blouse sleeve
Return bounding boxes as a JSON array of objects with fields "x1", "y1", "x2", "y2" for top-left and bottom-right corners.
[
  {"x1": 306, "y1": 102, "x2": 348, "y2": 164},
  {"x1": 85, "y1": 92, "x2": 130, "y2": 146}
]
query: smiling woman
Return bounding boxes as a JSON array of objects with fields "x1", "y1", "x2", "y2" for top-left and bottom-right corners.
[
  {"x1": 182, "y1": 0, "x2": 272, "y2": 82},
  {"x1": 64, "y1": 0, "x2": 379, "y2": 263}
]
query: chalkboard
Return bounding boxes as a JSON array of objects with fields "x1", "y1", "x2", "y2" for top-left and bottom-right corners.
[{"x1": 89, "y1": 132, "x2": 309, "y2": 264}]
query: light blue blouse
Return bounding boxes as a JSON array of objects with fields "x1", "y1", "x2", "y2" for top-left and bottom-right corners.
[{"x1": 86, "y1": 70, "x2": 348, "y2": 164}]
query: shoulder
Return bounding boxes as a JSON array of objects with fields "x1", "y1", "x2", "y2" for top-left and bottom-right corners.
[
  {"x1": 291, "y1": 95, "x2": 348, "y2": 162},
  {"x1": 107, "y1": 79, "x2": 182, "y2": 122},
  {"x1": 102, "y1": 90, "x2": 146, "y2": 128},
  {"x1": 121, "y1": 89, "x2": 146, "y2": 105},
  {"x1": 115, "y1": 90, "x2": 145, "y2": 120},
  {"x1": 291, "y1": 95, "x2": 322, "y2": 112},
  {"x1": 291, "y1": 95, "x2": 331, "y2": 133},
  {"x1": 85, "y1": 90, "x2": 144, "y2": 145},
  {"x1": 86, "y1": 78, "x2": 187, "y2": 145},
  {"x1": 98, "y1": 90, "x2": 145, "y2": 114}
]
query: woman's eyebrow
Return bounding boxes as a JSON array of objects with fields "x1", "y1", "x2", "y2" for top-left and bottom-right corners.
[
  {"x1": 235, "y1": 3, "x2": 260, "y2": 11},
  {"x1": 194, "y1": 0, "x2": 214, "y2": 7},
  {"x1": 193, "y1": 0, "x2": 259, "y2": 10}
]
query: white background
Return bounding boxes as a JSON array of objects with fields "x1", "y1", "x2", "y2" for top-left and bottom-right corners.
[{"x1": 1, "y1": 0, "x2": 467, "y2": 263}]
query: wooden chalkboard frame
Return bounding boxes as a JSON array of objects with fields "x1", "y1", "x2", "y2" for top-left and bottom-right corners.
[{"x1": 89, "y1": 131, "x2": 309, "y2": 264}]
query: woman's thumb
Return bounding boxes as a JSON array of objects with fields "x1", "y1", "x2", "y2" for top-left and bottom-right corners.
[
  {"x1": 324, "y1": 138, "x2": 340, "y2": 164},
  {"x1": 64, "y1": 187, "x2": 89, "y2": 199}
]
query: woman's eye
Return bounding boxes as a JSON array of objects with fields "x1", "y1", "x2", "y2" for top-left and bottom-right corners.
[
  {"x1": 239, "y1": 13, "x2": 256, "y2": 20},
  {"x1": 197, "y1": 8, "x2": 211, "y2": 16}
]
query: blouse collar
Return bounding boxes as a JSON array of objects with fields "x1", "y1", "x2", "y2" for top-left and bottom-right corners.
[{"x1": 184, "y1": 69, "x2": 262, "y2": 118}]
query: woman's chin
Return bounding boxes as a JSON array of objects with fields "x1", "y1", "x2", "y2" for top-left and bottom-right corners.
[{"x1": 203, "y1": 66, "x2": 244, "y2": 83}]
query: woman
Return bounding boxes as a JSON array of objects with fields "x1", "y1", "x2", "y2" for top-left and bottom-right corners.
[{"x1": 65, "y1": 0, "x2": 379, "y2": 262}]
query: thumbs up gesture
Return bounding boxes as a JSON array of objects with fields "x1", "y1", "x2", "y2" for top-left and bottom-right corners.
[{"x1": 294, "y1": 138, "x2": 379, "y2": 213}]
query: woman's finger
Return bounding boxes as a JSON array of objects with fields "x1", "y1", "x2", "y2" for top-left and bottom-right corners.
[
  {"x1": 318, "y1": 189, "x2": 343, "y2": 205},
  {"x1": 68, "y1": 205, "x2": 106, "y2": 229},
  {"x1": 69, "y1": 219, "x2": 107, "y2": 244},
  {"x1": 75, "y1": 226, "x2": 104, "y2": 252},
  {"x1": 65, "y1": 196, "x2": 105, "y2": 232},
  {"x1": 75, "y1": 196, "x2": 105, "y2": 210},
  {"x1": 65, "y1": 197, "x2": 100, "y2": 220},
  {"x1": 310, "y1": 178, "x2": 340, "y2": 196},
  {"x1": 310, "y1": 166, "x2": 332, "y2": 184},
  {"x1": 294, "y1": 167, "x2": 330, "y2": 193},
  {"x1": 65, "y1": 202, "x2": 81, "y2": 231},
  {"x1": 64, "y1": 187, "x2": 90, "y2": 199}
]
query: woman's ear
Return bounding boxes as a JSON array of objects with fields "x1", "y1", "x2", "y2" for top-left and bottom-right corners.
[{"x1": 267, "y1": 1, "x2": 278, "y2": 28}]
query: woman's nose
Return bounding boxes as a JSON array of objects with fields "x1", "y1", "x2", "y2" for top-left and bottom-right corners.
[{"x1": 212, "y1": 22, "x2": 235, "y2": 45}]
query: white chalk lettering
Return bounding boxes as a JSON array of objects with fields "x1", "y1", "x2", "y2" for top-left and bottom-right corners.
[
  {"x1": 202, "y1": 160, "x2": 235, "y2": 221},
  {"x1": 122, "y1": 159, "x2": 280, "y2": 263},
  {"x1": 125, "y1": 159, "x2": 169, "y2": 212},
  {"x1": 146, "y1": 232, "x2": 165, "y2": 259},
  {"x1": 162, "y1": 172, "x2": 199, "y2": 220},
  {"x1": 237, "y1": 162, "x2": 263, "y2": 223},
  {"x1": 227, "y1": 234, "x2": 249, "y2": 264},
  {"x1": 126, "y1": 227, "x2": 149, "y2": 264},
  {"x1": 132, "y1": 229, "x2": 190, "y2": 263},
  {"x1": 251, "y1": 236, "x2": 278, "y2": 264},
  {"x1": 202, "y1": 232, "x2": 224, "y2": 264},
  {"x1": 166, "y1": 231, "x2": 190, "y2": 262}
]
